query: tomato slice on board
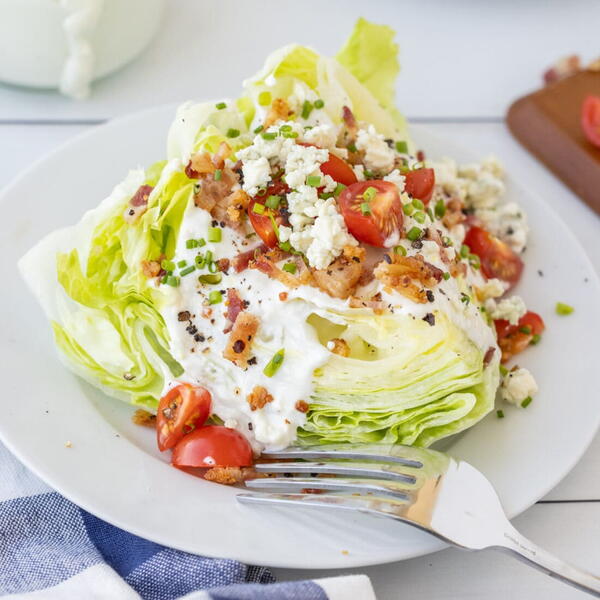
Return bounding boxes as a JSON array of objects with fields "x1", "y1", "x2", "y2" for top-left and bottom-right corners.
[
  {"x1": 337, "y1": 180, "x2": 402, "y2": 247},
  {"x1": 247, "y1": 182, "x2": 290, "y2": 248},
  {"x1": 581, "y1": 95, "x2": 600, "y2": 148},
  {"x1": 495, "y1": 311, "x2": 545, "y2": 363},
  {"x1": 156, "y1": 384, "x2": 212, "y2": 452},
  {"x1": 404, "y1": 168, "x2": 435, "y2": 204},
  {"x1": 171, "y1": 425, "x2": 253, "y2": 468},
  {"x1": 464, "y1": 226, "x2": 524, "y2": 289}
]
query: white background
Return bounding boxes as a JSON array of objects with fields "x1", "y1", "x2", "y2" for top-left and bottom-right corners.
[{"x1": 1, "y1": 1, "x2": 599, "y2": 598}]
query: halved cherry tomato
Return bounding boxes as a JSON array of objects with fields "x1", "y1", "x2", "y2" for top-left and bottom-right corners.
[
  {"x1": 337, "y1": 180, "x2": 402, "y2": 247},
  {"x1": 464, "y1": 226, "x2": 524, "y2": 289},
  {"x1": 404, "y1": 168, "x2": 435, "y2": 204},
  {"x1": 299, "y1": 143, "x2": 357, "y2": 187},
  {"x1": 247, "y1": 182, "x2": 289, "y2": 248},
  {"x1": 171, "y1": 425, "x2": 253, "y2": 468},
  {"x1": 581, "y1": 95, "x2": 600, "y2": 148},
  {"x1": 156, "y1": 384, "x2": 212, "y2": 452},
  {"x1": 495, "y1": 311, "x2": 545, "y2": 363}
]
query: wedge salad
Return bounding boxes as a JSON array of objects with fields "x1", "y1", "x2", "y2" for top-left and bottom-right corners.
[{"x1": 19, "y1": 19, "x2": 545, "y2": 482}]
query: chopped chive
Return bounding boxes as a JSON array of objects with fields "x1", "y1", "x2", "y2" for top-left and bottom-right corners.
[
  {"x1": 301, "y1": 100, "x2": 313, "y2": 119},
  {"x1": 282, "y1": 131, "x2": 299, "y2": 138},
  {"x1": 306, "y1": 175, "x2": 321, "y2": 187},
  {"x1": 414, "y1": 211, "x2": 426, "y2": 224},
  {"x1": 434, "y1": 199, "x2": 446, "y2": 218},
  {"x1": 205, "y1": 250, "x2": 213, "y2": 263},
  {"x1": 253, "y1": 124, "x2": 264, "y2": 134},
  {"x1": 531, "y1": 333, "x2": 541, "y2": 345},
  {"x1": 460, "y1": 244, "x2": 470, "y2": 259},
  {"x1": 186, "y1": 239, "x2": 199, "y2": 249},
  {"x1": 362, "y1": 186, "x2": 377, "y2": 202},
  {"x1": 164, "y1": 275, "x2": 180, "y2": 287},
  {"x1": 261, "y1": 132, "x2": 277, "y2": 140},
  {"x1": 279, "y1": 124, "x2": 292, "y2": 132},
  {"x1": 199, "y1": 273, "x2": 222, "y2": 285},
  {"x1": 226, "y1": 128, "x2": 240, "y2": 138},
  {"x1": 208, "y1": 290, "x2": 222, "y2": 305},
  {"x1": 402, "y1": 203, "x2": 415, "y2": 216},
  {"x1": 363, "y1": 169, "x2": 374, "y2": 179},
  {"x1": 412, "y1": 198, "x2": 424, "y2": 210},
  {"x1": 258, "y1": 91, "x2": 272, "y2": 106},
  {"x1": 263, "y1": 348, "x2": 285, "y2": 377},
  {"x1": 180, "y1": 265, "x2": 196, "y2": 276},
  {"x1": 314, "y1": 99, "x2": 325, "y2": 109},
  {"x1": 215, "y1": 101, "x2": 227, "y2": 110},
  {"x1": 519, "y1": 325, "x2": 532, "y2": 334},
  {"x1": 360, "y1": 202, "x2": 371, "y2": 215},
  {"x1": 442, "y1": 236, "x2": 453, "y2": 247},
  {"x1": 395, "y1": 140, "x2": 408, "y2": 153},
  {"x1": 208, "y1": 227, "x2": 222, "y2": 242},
  {"x1": 252, "y1": 203, "x2": 266, "y2": 215},
  {"x1": 460, "y1": 293, "x2": 470, "y2": 305},
  {"x1": 426, "y1": 208, "x2": 435, "y2": 221},
  {"x1": 197, "y1": 238, "x2": 206, "y2": 248},
  {"x1": 499, "y1": 364, "x2": 509, "y2": 376},
  {"x1": 521, "y1": 396, "x2": 533, "y2": 408},
  {"x1": 496, "y1": 409, "x2": 505, "y2": 419},
  {"x1": 283, "y1": 262, "x2": 297, "y2": 274},
  {"x1": 279, "y1": 241, "x2": 292, "y2": 252},
  {"x1": 556, "y1": 301, "x2": 574, "y2": 315},
  {"x1": 406, "y1": 226, "x2": 422, "y2": 241},
  {"x1": 208, "y1": 261, "x2": 218, "y2": 274},
  {"x1": 442, "y1": 272, "x2": 451, "y2": 280},
  {"x1": 347, "y1": 142, "x2": 357, "y2": 153},
  {"x1": 177, "y1": 260, "x2": 187, "y2": 268},
  {"x1": 265, "y1": 195, "x2": 281, "y2": 209},
  {"x1": 214, "y1": 169, "x2": 222, "y2": 181},
  {"x1": 469, "y1": 253, "x2": 481, "y2": 269},
  {"x1": 161, "y1": 259, "x2": 175, "y2": 272},
  {"x1": 333, "y1": 183, "x2": 346, "y2": 197},
  {"x1": 195, "y1": 254, "x2": 206, "y2": 268},
  {"x1": 393, "y1": 245, "x2": 407, "y2": 256}
]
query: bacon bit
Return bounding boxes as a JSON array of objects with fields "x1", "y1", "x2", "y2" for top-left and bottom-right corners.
[
  {"x1": 224, "y1": 288, "x2": 245, "y2": 332},
  {"x1": 348, "y1": 296, "x2": 388, "y2": 313},
  {"x1": 329, "y1": 338, "x2": 350, "y2": 357},
  {"x1": 203, "y1": 466, "x2": 257, "y2": 485},
  {"x1": 295, "y1": 400, "x2": 309, "y2": 413},
  {"x1": 141, "y1": 259, "x2": 162, "y2": 278},
  {"x1": 178, "y1": 311, "x2": 191, "y2": 322},
  {"x1": 232, "y1": 244, "x2": 268, "y2": 273},
  {"x1": 264, "y1": 98, "x2": 293, "y2": 128},
  {"x1": 543, "y1": 55, "x2": 580, "y2": 85},
  {"x1": 223, "y1": 312, "x2": 259, "y2": 368},
  {"x1": 186, "y1": 152, "x2": 215, "y2": 179},
  {"x1": 416, "y1": 150, "x2": 425, "y2": 162},
  {"x1": 194, "y1": 167, "x2": 244, "y2": 229},
  {"x1": 312, "y1": 245, "x2": 365, "y2": 299},
  {"x1": 132, "y1": 409, "x2": 156, "y2": 427},
  {"x1": 425, "y1": 228, "x2": 451, "y2": 264},
  {"x1": 201, "y1": 307, "x2": 213, "y2": 319},
  {"x1": 483, "y1": 347, "x2": 496, "y2": 366},
  {"x1": 217, "y1": 258, "x2": 230, "y2": 274},
  {"x1": 342, "y1": 105, "x2": 358, "y2": 138},
  {"x1": 279, "y1": 291, "x2": 288, "y2": 301},
  {"x1": 124, "y1": 184, "x2": 154, "y2": 224},
  {"x1": 374, "y1": 254, "x2": 443, "y2": 304},
  {"x1": 213, "y1": 142, "x2": 232, "y2": 170},
  {"x1": 247, "y1": 385, "x2": 274, "y2": 411},
  {"x1": 251, "y1": 251, "x2": 312, "y2": 289},
  {"x1": 449, "y1": 259, "x2": 467, "y2": 279},
  {"x1": 442, "y1": 198, "x2": 466, "y2": 229}
]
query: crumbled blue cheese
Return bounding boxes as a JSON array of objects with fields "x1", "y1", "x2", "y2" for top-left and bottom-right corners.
[
  {"x1": 476, "y1": 201, "x2": 529, "y2": 254},
  {"x1": 300, "y1": 123, "x2": 339, "y2": 150},
  {"x1": 477, "y1": 278, "x2": 508, "y2": 301},
  {"x1": 355, "y1": 125, "x2": 396, "y2": 173},
  {"x1": 240, "y1": 156, "x2": 270, "y2": 196},
  {"x1": 353, "y1": 164, "x2": 366, "y2": 181},
  {"x1": 485, "y1": 295, "x2": 526, "y2": 325},
  {"x1": 500, "y1": 367, "x2": 538, "y2": 406},
  {"x1": 284, "y1": 144, "x2": 329, "y2": 189},
  {"x1": 383, "y1": 169, "x2": 406, "y2": 193}
]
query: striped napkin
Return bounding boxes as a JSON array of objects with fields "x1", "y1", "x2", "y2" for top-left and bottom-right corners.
[{"x1": 0, "y1": 443, "x2": 375, "y2": 599}]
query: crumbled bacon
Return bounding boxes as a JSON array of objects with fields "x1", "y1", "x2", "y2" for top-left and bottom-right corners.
[
  {"x1": 203, "y1": 466, "x2": 257, "y2": 485},
  {"x1": 185, "y1": 152, "x2": 215, "y2": 179},
  {"x1": 141, "y1": 259, "x2": 162, "y2": 278},
  {"x1": 247, "y1": 386, "x2": 274, "y2": 411},
  {"x1": 250, "y1": 251, "x2": 312, "y2": 289},
  {"x1": 232, "y1": 244, "x2": 268, "y2": 273},
  {"x1": 213, "y1": 141, "x2": 232, "y2": 170},
  {"x1": 341, "y1": 105, "x2": 358, "y2": 138},
  {"x1": 425, "y1": 228, "x2": 451, "y2": 264},
  {"x1": 264, "y1": 98, "x2": 293, "y2": 128},
  {"x1": 124, "y1": 184, "x2": 154, "y2": 224},
  {"x1": 216, "y1": 258, "x2": 230, "y2": 274},
  {"x1": 312, "y1": 246, "x2": 365, "y2": 299},
  {"x1": 328, "y1": 338, "x2": 350, "y2": 357},
  {"x1": 348, "y1": 296, "x2": 387, "y2": 314},
  {"x1": 225, "y1": 189, "x2": 250, "y2": 224},
  {"x1": 131, "y1": 409, "x2": 156, "y2": 427},
  {"x1": 483, "y1": 347, "x2": 496, "y2": 366},
  {"x1": 224, "y1": 288, "x2": 245, "y2": 332},
  {"x1": 295, "y1": 400, "x2": 309, "y2": 413},
  {"x1": 442, "y1": 198, "x2": 466, "y2": 229},
  {"x1": 223, "y1": 312, "x2": 259, "y2": 368},
  {"x1": 449, "y1": 259, "x2": 467, "y2": 279}
]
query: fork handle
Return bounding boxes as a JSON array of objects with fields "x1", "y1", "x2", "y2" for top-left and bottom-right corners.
[{"x1": 496, "y1": 526, "x2": 600, "y2": 597}]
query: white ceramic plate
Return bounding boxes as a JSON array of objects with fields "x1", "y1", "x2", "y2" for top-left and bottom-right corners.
[{"x1": 0, "y1": 106, "x2": 599, "y2": 569}]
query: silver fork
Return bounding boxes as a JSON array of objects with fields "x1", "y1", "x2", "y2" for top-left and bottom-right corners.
[{"x1": 237, "y1": 443, "x2": 600, "y2": 597}]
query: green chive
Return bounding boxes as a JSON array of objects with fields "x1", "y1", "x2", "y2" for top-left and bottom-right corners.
[
  {"x1": 402, "y1": 203, "x2": 415, "y2": 216},
  {"x1": 443, "y1": 236, "x2": 453, "y2": 247},
  {"x1": 334, "y1": 183, "x2": 346, "y2": 197},
  {"x1": 434, "y1": 199, "x2": 446, "y2": 218},
  {"x1": 208, "y1": 261, "x2": 218, "y2": 274},
  {"x1": 301, "y1": 100, "x2": 313, "y2": 119},
  {"x1": 414, "y1": 211, "x2": 426, "y2": 224},
  {"x1": 412, "y1": 198, "x2": 424, "y2": 210},
  {"x1": 180, "y1": 265, "x2": 196, "y2": 277},
  {"x1": 258, "y1": 91, "x2": 272, "y2": 106},
  {"x1": 214, "y1": 169, "x2": 222, "y2": 181},
  {"x1": 279, "y1": 124, "x2": 292, "y2": 132},
  {"x1": 199, "y1": 273, "x2": 222, "y2": 285},
  {"x1": 253, "y1": 125, "x2": 264, "y2": 134},
  {"x1": 460, "y1": 244, "x2": 470, "y2": 259},
  {"x1": 279, "y1": 241, "x2": 292, "y2": 252},
  {"x1": 164, "y1": 275, "x2": 180, "y2": 287},
  {"x1": 161, "y1": 259, "x2": 175, "y2": 272},
  {"x1": 208, "y1": 227, "x2": 222, "y2": 242},
  {"x1": 496, "y1": 409, "x2": 505, "y2": 419},
  {"x1": 283, "y1": 262, "x2": 297, "y2": 274},
  {"x1": 427, "y1": 208, "x2": 435, "y2": 221},
  {"x1": 442, "y1": 272, "x2": 451, "y2": 280},
  {"x1": 195, "y1": 254, "x2": 206, "y2": 268},
  {"x1": 395, "y1": 140, "x2": 408, "y2": 153},
  {"x1": 197, "y1": 238, "x2": 206, "y2": 247},
  {"x1": 519, "y1": 325, "x2": 532, "y2": 334},
  {"x1": 531, "y1": 333, "x2": 541, "y2": 345},
  {"x1": 556, "y1": 302, "x2": 574, "y2": 315},
  {"x1": 265, "y1": 195, "x2": 281, "y2": 209},
  {"x1": 499, "y1": 364, "x2": 509, "y2": 376},
  {"x1": 347, "y1": 142, "x2": 357, "y2": 153},
  {"x1": 521, "y1": 396, "x2": 533, "y2": 408},
  {"x1": 261, "y1": 132, "x2": 277, "y2": 140},
  {"x1": 215, "y1": 101, "x2": 227, "y2": 110},
  {"x1": 363, "y1": 169, "x2": 373, "y2": 179},
  {"x1": 393, "y1": 245, "x2": 407, "y2": 256},
  {"x1": 406, "y1": 226, "x2": 422, "y2": 241},
  {"x1": 208, "y1": 290, "x2": 222, "y2": 305},
  {"x1": 362, "y1": 186, "x2": 377, "y2": 202},
  {"x1": 469, "y1": 253, "x2": 481, "y2": 269},
  {"x1": 186, "y1": 239, "x2": 199, "y2": 249},
  {"x1": 205, "y1": 250, "x2": 213, "y2": 263},
  {"x1": 226, "y1": 128, "x2": 240, "y2": 138},
  {"x1": 177, "y1": 260, "x2": 187, "y2": 268},
  {"x1": 306, "y1": 175, "x2": 321, "y2": 187},
  {"x1": 252, "y1": 203, "x2": 265, "y2": 215},
  {"x1": 263, "y1": 348, "x2": 285, "y2": 377},
  {"x1": 461, "y1": 293, "x2": 470, "y2": 305},
  {"x1": 314, "y1": 99, "x2": 325, "y2": 109},
  {"x1": 360, "y1": 202, "x2": 371, "y2": 215},
  {"x1": 282, "y1": 131, "x2": 299, "y2": 138}
]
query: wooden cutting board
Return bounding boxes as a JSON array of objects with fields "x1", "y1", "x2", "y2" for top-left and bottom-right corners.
[{"x1": 506, "y1": 70, "x2": 600, "y2": 215}]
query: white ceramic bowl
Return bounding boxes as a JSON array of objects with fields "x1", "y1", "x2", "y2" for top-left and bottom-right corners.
[{"x1": 0, "y1": 0, "x2": 165, "y2": 96}]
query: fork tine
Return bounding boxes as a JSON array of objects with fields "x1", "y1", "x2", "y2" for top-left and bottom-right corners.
[
  {"x1": 254, "y1": 461, "x2": 418, "y2": 485},
  {"x1": 244, "y1": 477, "x2": 412, "y2": 501}
]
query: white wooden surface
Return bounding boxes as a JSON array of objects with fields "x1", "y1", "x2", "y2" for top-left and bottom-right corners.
[{"x1": 1, "y1": 1, "x2": 599, "y2": 598}]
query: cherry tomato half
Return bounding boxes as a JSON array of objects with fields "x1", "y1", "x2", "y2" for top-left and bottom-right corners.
[
  {"x1": 404, "y1": 168, "x2": 435, "y2": 204},
  {"x1": 299, "y1": 143, "x2": 357, "y2": 187},
  {"x1": 495, "y1": 311, "x2": 545, "y2": 363},
  {"x1": 156, "y1": 384, "x2": 212, "y2": 452},
  {"x1": 247, "y1": 182, "x2": 289, "y2": 248},
  {"x1": 464, "y1": 226, "x2": 524, "y2": 289},
  {"x1": 171, "y1": 425, "x2": 253, "y2": 468},
  {"x1": 581, "y1": 95, "x2": 600, "y2": 148},
  {"x1": 338, "y1": 180, "x2": 402, "y2": 247}
]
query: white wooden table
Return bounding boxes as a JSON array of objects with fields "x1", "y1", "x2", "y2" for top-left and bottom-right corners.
[{"x1": 1, "y1": 1, "x2": 598, "y2": 598}]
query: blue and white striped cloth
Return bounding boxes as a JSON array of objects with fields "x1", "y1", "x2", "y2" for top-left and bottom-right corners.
[{"x1": 0, "y1": 443, "x2": 376, "y2": 600}]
